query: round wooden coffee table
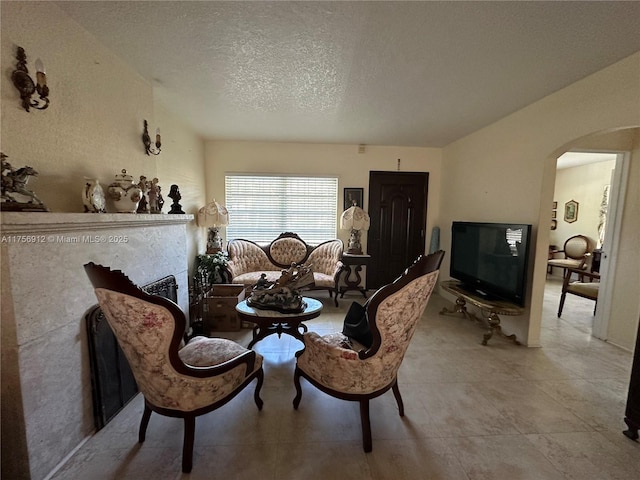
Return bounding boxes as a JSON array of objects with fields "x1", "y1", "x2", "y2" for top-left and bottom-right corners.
[{"x1": 235, "y1": 297, "x2": 323, "y2": 348}]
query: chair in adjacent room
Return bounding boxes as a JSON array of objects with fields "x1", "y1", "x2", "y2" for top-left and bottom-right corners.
[
  {"x1": 84, "y1": 263, "x2": 264, "y2": 473},
  {"x1": 557, "y1": 267, "x2": 600, "y2": 317},
  {"x1": 292, "y1": 250, "x2": 445, "y2": 452},
  {"x1": 547, "y1": 234, "x2": 592, "y2": 279}
]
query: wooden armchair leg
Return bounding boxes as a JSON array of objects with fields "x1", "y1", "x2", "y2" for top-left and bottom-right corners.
[
  {"x1": 182, "y1": 416, "x2": 196, "y2": 473},
  {"x1": 359, "y1": 399, "x2": 372, "y2": 452},
  {"x1": 293, "y1": 367, "x2": 303, "y2": 409},
  {"x1": 138, "y1": 403, "x2": 152, "y2": 443},
  {"x1": 557, "y1": 292, "x2": 567, "y2": 318},
  {"x1": 254, "y1": 369, "x2": 265, "y2": 410},
  {"x1": 392, "y1": 380, "x2": 405, "y2": 417}
]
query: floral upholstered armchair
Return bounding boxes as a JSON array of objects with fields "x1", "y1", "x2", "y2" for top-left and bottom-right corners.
[
  {"x1": 293, "y1": 250, "x2": 445, "y2": 452},
  {"x1": 84, "y1": 263, "x2": 264, "y2": 473}
]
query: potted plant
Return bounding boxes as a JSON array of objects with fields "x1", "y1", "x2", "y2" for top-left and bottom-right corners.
[{"x1": 195, "y1": 251, "x2": 230, "y2": 287}]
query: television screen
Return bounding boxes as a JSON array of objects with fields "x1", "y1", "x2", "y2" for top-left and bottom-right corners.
[{"x1": 450, "y1": 222, "x2": 532, "y2": 306}]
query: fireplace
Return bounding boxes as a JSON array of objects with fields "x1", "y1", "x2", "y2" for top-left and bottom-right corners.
[
  {"x1": 1, "y1": 212, "x2": 193, "y2": 480},
  {"x1": 86, "y1": 275, "x2": 178, "y2": 429}
]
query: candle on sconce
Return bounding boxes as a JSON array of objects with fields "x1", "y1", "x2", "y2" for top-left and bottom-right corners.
[
  {"x1": 34, "y1": 58, "x2": 47, "y2": 87},
  {"x1": 155, "y1": 128, "x2": 161, "y2": 148}
]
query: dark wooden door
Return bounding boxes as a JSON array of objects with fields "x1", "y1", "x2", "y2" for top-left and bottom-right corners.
[
  {"x1": 623, "y1": 319, "x2": 640, "y2": 440},
  {"x1": 366, "y1": 171, "x2": 428, "y2": 290}
]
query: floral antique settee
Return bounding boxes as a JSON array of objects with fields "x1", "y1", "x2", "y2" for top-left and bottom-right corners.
[{"x1": 226, "y1": 232, "x2": 344, "y2": 306}]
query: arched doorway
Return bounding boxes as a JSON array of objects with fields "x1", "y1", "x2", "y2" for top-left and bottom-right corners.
[{"x1": 533, "y1": 127, "x2": 638, "y2": 350}]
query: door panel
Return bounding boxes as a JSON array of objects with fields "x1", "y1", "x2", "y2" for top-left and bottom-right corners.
[{"x1": 367, "y1": 171, "x2": 428, "y2": 289}]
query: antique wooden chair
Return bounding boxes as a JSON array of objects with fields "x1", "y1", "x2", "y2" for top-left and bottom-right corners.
[
  {"x1": 557, "y1": 267, "x2": 600, "y2": 317},
  {"x1": 547, "y1": 234, "x2": 592, "y2": 279},
  {"x1": 292, "y1": 251, "x2": 445, "y2": 452},
  {"x1": 84, "y1": 263, "x2": 264, "y2": 473}
]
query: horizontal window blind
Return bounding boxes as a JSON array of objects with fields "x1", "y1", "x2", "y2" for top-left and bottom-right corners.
[{"x1": 225, "y1": 175, "x2": 338, "y2": 245}]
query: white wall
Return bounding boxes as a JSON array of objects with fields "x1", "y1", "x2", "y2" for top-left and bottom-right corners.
[
  {"x1": 1, "y1": 2, "x2": 206, "y2": 262},
  {"x1": 441, "y1": 52, "x2": 640, "y2": 349},
  {"x1": 154, "y1": 103, "x2": 207, "y2": 261},
  {"x1": 1, "y1": 3, "x2": 206, "y2": 479},
  {"x1": 204, "y1": 141, "x2": 443, "y2": 252}
]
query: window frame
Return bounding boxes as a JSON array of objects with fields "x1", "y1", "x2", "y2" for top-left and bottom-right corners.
[{"x1": 224, "y1": 173, "x2": 339, "y2": 245}]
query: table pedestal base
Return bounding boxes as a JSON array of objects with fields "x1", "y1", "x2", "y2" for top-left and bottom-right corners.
[
  {"x1": 236, "y1": 297, "x2": 323, "y2": 349},
  {"x1": 338, "y1": 255, "x2": 370, "y2": 300},
  {"x1": 248, "y1": 322, "x2": 308, "y2": 349},
  {"x1": 339, "y1": 264, "x2": 368, "y2": 299}
]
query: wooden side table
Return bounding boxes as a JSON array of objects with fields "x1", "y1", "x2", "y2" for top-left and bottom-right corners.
[
  {"x1": 439, "y1": 280, "x2": 524, "y2": 345},
  {"x1": 339, "y1": 254, "x2": 371, "y2": 299}
]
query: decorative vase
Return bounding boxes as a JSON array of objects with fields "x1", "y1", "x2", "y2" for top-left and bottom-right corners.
[
  {"x1": 82, "y1": 178, "x2": 106, "y2": 213},
  {"x1": 107, "y1": 169, "x2": 142, "y2": 213}
]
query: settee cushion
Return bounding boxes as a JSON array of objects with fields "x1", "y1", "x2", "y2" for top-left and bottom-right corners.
[
  {"x1": 233, "y1": 271, "x2": 336, "y2": 288},
  {"x1": 179, "y1": 336, "x2": 263, "y2": 369}
]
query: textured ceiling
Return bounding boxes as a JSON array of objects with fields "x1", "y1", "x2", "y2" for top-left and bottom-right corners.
[{"x1": 56, "y1": 1, "x2": 640, "y2": 147}]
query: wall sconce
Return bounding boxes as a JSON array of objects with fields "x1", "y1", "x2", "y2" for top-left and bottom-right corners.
[
  {"x1": 142, "y1": 120, "x2": 161, "y2": 155},
  {"x1": 11, "y1": 46, "x2": 49, "y2": 112}
]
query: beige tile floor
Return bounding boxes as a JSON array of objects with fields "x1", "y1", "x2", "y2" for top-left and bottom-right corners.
[{"x1": 50, "y1": 278, "x2": 639, "y2": 479}]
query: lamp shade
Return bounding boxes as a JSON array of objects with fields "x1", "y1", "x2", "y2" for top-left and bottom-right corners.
[
  {"x1": 197, "y1": 199, "x2": 229, "y2": 228},
  {"x1": 340, "y1": 205, "x2": 370, "y2": 231}
]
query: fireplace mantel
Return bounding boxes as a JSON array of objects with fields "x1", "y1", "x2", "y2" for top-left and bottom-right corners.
[
  {"x1": 1, "y1": 211, "x2": 193, "y2": 479},
  {"x1": 1, "y1": 211, "x2": 193, "y2": 233}
]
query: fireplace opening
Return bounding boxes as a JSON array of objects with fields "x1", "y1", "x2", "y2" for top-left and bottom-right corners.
[{"x1": 86, "y1": 275, "x2": 178, "y2": 429}]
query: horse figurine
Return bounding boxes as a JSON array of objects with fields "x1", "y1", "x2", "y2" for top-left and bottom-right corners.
[{"x1": 1, "y1": 153, "x2": 48, "y2": 210}]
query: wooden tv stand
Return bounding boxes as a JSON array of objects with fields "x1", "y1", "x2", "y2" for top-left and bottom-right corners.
[{"x1": 439, "y1": 280, "x2": 524, "y2": 345}]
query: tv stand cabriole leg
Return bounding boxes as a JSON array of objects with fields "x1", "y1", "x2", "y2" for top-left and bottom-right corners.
[
  {"x1": 440, "y1": 281, "x2": 523, "y2": 346},
  {"x1": 482, "y1": 312, "x2": 500, "y2": 345},
  {"x1": 440, "y1": 296, "x2": 470, "y2": 319},
  {"x1": 482, "y1": 311, "x2": 520, "y2": 346}
]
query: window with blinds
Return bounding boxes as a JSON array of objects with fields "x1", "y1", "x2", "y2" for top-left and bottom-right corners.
[{"x1": 225, "y1": 175, "x2": 338, "y2": 245}]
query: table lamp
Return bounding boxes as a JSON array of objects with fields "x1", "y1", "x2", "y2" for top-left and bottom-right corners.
[
  {"x1": 197, "y1": 199, "x2": 229, "y2": 253},
  {"x1": 340, "y1": 203, "x2": 370, "y2": 254}
]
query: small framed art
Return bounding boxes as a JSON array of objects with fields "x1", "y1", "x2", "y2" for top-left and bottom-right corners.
[
  {"x1": 344, "y1": 188, "x2": 363, "y2": 210},
  {"x1": 564, "y1": 200, "x2": 579, "y2": 223}
]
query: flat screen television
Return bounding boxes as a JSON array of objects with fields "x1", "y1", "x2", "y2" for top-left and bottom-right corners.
[{"x1": 450, "y1": 221, "x2": 532, "y2": 307}]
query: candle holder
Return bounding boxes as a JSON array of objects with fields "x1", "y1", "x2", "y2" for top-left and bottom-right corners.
[{"x1": 11, "y1": 47, "x2": 49, "y2": 112}]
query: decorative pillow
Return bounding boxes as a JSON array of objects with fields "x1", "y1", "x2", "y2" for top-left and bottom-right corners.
[{"x1": 342, "y1": 301, "x2": 372, "y2": 348}]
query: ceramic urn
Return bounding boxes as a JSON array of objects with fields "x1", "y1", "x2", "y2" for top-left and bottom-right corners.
[{"x1": 107, "y1": 169, "x2": 142, "y2": 213}]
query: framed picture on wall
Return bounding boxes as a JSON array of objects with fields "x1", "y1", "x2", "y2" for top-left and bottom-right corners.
[
  {"x1": 564, "y1": 199, "x2": 579, "y2": 223},
  {"x1": 344, "y1": 188, "x2": 363, "y2": 210}
]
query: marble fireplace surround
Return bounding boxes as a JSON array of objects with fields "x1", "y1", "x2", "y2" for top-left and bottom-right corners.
[{"x1": 1, "y1": 212, "x2": 193, "y2": 480}]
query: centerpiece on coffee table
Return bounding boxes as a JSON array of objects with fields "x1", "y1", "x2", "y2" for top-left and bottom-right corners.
[{"x1": 247, "y1": 263, "x2": 315, "y2": 313}]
